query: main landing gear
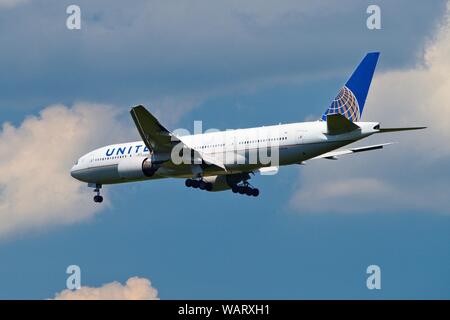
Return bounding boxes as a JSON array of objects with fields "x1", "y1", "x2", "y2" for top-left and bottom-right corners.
[
  {"x1": 185, "y1": 178, "x2": 260, "y2": 197},
  {"x1": 231, "y1": 183, "x2": 259, "y2": 197},
  {"x1": 89, "y1": 183, "x2": 103, "y2": 203},
  {"x1": 185, "y1": 179, "x2": 213, "y2": 191}
]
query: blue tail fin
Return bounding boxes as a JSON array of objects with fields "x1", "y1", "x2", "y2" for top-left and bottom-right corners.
[{"x1": 321, "y1": 52, "x2": 380, "y2": 121}]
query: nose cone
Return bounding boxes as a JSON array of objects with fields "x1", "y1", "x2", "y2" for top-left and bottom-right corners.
[{"x1": 70, "y1": 165, "x2": 80, "y2": 179}]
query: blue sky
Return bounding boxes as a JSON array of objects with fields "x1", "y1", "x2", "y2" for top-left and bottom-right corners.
[{"x1": 0, "y1": 0, "x2": 449, "y2": 299}]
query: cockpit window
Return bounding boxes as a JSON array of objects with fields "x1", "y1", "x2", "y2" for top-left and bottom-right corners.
[{"x1": 75, "y1": 160, "x2": 79, "y2": 165}]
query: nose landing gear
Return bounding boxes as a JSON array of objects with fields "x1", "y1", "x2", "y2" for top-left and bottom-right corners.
[
  {"x1": 89, "y1": 183, "x2": 103, "y2": 203},
  {"x1": 94, "y1": 194, "x2": 103, "y2": 203}
]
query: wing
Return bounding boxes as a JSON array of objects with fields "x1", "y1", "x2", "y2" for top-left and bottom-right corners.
[
  {"x1": 130, "y1": 105, "x2": 227, "y2": 171},
  {"x1": 312, "y1": 142, "x2": 394, "y2": 160}
]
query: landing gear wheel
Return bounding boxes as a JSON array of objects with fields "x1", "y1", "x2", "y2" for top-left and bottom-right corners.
[
  {"x1": 245, "y1": 187, "x2": 253, "y2": 196},
  {"x1": 252, "y1": 188, "x2": 259, "y2": 197},
  {"x1": 238, "y1": 186, "x2": 246, "y2": 194},
  {"x1": 232, "y1": 186, "x2": 239, "y2": 193},
  {"x1": 186, "y1": 179, "x2": 212, "y2": 191},
  {"x1": 191, "y1": 180, "x2": 199, "y2": 188},
  {"x1": 90, "y1": 183, "x2": 103, "y2": 203}
]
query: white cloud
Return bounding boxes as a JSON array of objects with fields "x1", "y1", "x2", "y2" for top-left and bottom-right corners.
[
  {"x1": 290, "y1": 2, "x2": 450, "y2": 214},
  {"x1": 0, "y1": 102, "x2": 134, "y2": 239},
  {"x1": 53, "y1": 277, "x2": 159, "y2": 300}
]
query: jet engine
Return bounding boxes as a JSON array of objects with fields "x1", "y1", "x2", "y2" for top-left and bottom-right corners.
[{"x1": 117, "y1": 157, "x2": 158, "y2": 179}]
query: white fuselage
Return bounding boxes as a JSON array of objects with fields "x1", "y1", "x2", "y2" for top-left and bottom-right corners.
[{"x1": 70, "y1": 120, "x2": 379, "y2": 185}]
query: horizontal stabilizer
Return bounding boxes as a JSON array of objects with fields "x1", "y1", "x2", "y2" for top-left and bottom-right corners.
[
  {"x1": 312, "y1": 143, "x2": 394, "y2": 160},
  {"x1": 378, "y1": 127, "x2": 426, "y2": 133},
  {"x1": 327, "y1": 113, "x2": 360, "y2": 135}
]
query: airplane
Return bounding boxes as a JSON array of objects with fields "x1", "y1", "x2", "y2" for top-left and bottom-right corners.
[{"x1": 70, "y1": 52, "x2": 425, "y2": 203}]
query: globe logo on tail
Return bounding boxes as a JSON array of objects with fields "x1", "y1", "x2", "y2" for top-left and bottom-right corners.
[{"x1": 321, "y1": 86, "x2": 360, "y2": 122}]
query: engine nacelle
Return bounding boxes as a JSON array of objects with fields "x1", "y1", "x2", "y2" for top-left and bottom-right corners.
[{"x1": 117, "y1": 157, "x2": 158, "y2": 179}]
